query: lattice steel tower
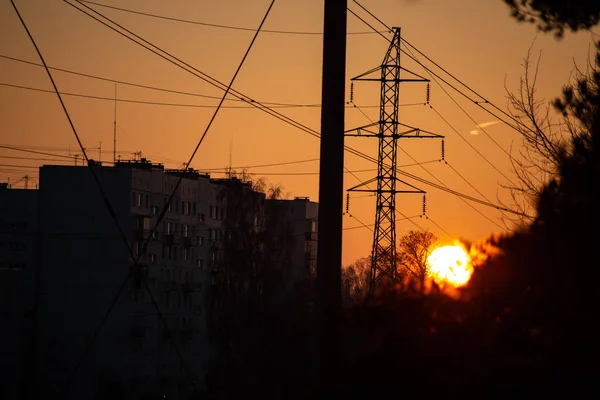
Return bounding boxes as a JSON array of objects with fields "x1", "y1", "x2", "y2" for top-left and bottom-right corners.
[{"x1": 346, "y1": 28, "x2": 443, "y2": 296}]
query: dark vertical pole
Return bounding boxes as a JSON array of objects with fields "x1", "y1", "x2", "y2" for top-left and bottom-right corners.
[{"x1": 316, "y1": 0, "x2": 347, "y2": 393}]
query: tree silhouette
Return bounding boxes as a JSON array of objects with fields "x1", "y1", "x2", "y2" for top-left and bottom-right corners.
[
  {"x1": 398, "y1": 230, "x2": 438, "y2": 291},
  {"x1": 504, "y1": 0, "x2": 600, "y2": 37},
  {"x1": 473, "y1": 40, "x2": 600, "y2": 378},
  {"x1": 502, "y1": 43, "x2": 571, "y2": 224},
  {"x1": 341, "y1": 257, "x2": 370, "y2": 306}
]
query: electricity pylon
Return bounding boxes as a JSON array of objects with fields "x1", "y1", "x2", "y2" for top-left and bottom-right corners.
[{"x1": 346, "y1": 27, "x2": 443, "y2": 297}]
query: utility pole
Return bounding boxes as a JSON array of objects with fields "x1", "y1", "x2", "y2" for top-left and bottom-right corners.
[
  {"x1": 316, "y1": 0, "x2": 346, "y2": 393},
  {"x1": 113, "y1": 84, "x2": 117, "y2": 164}
]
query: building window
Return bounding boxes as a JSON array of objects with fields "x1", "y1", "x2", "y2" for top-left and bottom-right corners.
[
  {"x1": 152, "y1": 206, "x2": 158, "y2": 215},
  {"x1": 183, "y1": 248, "x2": 188, "y2": 261},
  {"x1": 193, "y1": 202, "x2": 196, "y2": 215},
  {"x1": 143, "y1": 217, "x2": 151, "y2": 230},
  {"x1": 197, "y1": 259, "x2": 204, "y2": 269},
  {"x1": 136, "y1": 193, "x2": 142, "y2": 207},
  {"x1": 173, "y1": 247, "x2": 178, "y2": 261},
  {"x1": 10, "y1": 222, "x2": 28, "y2": 229},
  {"x1": 144, "y1": 194, "x2": 149, "y2": 208},
  {"x1": 150, "y1": 254, "x2": 156, "y2": 263},
  {"x1": 198, "y1": 236, "x2": 204, "y2": 246},
  {"x1": 209, "y1": 205, "x2": 213, "y2": 219},
  {"x1": 10, "y1": 242, "x2": 26, "y2": 251},
  {"x1": 181, "y1": 201, "x2": 185, "y2": 214},
  {"x1": 183, "y1": 225, "x2": 189, "y2": 238},
  {"x1": 200, "y1": 213, "x2": 205, "y2": 222},
  {"x1": 166, "y1": 222, "x2": 171, "y2": 235}
]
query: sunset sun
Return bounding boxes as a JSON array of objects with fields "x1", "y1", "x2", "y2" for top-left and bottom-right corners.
[{"x1": 427, "y1": 244, "x2": 473, "y2": 287}]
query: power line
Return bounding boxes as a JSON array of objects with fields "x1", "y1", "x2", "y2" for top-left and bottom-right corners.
[
  {"x1": 429, "y1": 105, "x2": 517, "y2": 186},
  {"x1": 0, "y1": 164, "x2": 39, "y2": 169},
  {"x1": 63, "y1": 0, "x2": 379, "y2": 146},
  {"x1": 204, "y1": 157, "x2": 319, "y2": 171},
  {"x1": 349, "y1": 7, "x2": 519, "y2": 189},
  {"x1": 0, "y1": 155, "x2": 78, "y2": 163},
  {"x1": 352, "y1": 0, "x2": 518, "y2": 129},
  {"x1": 348, "y1": 3, "x2": 525, "y2": 137},
  {"x1": 0, "y1": 52, "x2": 411, "y2": 109},
  {"x1": 444, "y1": 160, "x2": 508, "y2": 215},
  {"x1": 349, "y1": 96, "x2": 509, "y2": 230},
  {"x1": 398, "y1": 209, "x2": 427, "y2": 232},
  {"x1": 346, "y1": 8, "x2": 390, "y2": 42},
  {"x1": 65, "y1": 0, "x2": 528, "y2": 218},
  {"x1": 0, "y1": 145, "x2": 76, "y2": 159},
  {"x1": 351, "y1": 0, "x2": 392, "y2": 32},
  {"x1": 343, "y1": 213, "x2": 421, "y2": 231},
  {"x1": 401, "y1": 37, "x2": 527, "y2": 131},
  {"x1": 398, "y1": 38, "x2": 518, "y2": 164},
  {"x1": 135, "y1": 3, "x2": 277, "y2": 393},
  {"x1": 8, "y1": 2, "x2": 146, "y2": 398},
  {"x1": 80, "y1": 0, "x2": 383, "y2": 36},
  {"x1": 0, "y1": 54, "x2": 236, "y2": 102},
  {"x1": 1, "y1": 81, "x2": 381, "y2": 109},
  {"x1": 347, "y1": 213, "x2": 373, "y2": 232},
  {"x1": 139, "y1": 0, "x2": 276, "y2": 261},
  {"x1": 423, "y1": 215, "x2": 452, "y2": 237}
]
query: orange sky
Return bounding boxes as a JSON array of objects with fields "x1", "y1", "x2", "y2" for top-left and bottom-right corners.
[{"x1": 1, "y1": 0, "x2": 598, "y2": 265}]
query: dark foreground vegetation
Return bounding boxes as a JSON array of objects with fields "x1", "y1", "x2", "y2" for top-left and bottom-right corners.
[{"x1": 208, "y1": 34, "x2": 600, "y2": 398}]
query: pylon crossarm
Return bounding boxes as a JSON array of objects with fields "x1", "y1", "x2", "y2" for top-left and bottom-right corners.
[
  {"x1": 394, "y1": 177, "x2": 426, "y2": 193},
  {"x1": 344, "y1": 121, "x2": 379, "y2": 135},
  {"x1": 398, "y1": 66, "x2": 430, "y2": 81},
  {"x1": 346, "y1": 177, "x2": 379, "y2": 192},
  {"x1": 351, "y1": 66, "x2": 382, "y2": 81}
]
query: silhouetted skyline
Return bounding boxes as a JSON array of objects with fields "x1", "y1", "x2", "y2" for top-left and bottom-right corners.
[{"x1": 1, "y1": 1, "x2": 598, "y2": 264}]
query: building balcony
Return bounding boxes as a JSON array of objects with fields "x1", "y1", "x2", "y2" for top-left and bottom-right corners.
[
  {"x1": 164, "y1": 234, "x2": 175, "y2": 245},
  {"x1": 131, "y1": 326, "x2": 146, "y2": 338},
  {"x1": 161, "y1": 281, "x2": 178, "y2": 291},
  {"x1": 133, "y1": 228, "x2": 145, "y2": 241},
  {"x1": 180, "y1": 328, "x2": 193, "y2": 341}
]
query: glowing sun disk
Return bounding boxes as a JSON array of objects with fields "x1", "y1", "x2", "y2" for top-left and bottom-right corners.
[{"x1": 427, "y1": 245, "x2": 473, "y2": 287}]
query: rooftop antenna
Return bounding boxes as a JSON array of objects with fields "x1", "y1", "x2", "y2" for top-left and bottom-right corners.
[
  {"x1": 113, "y1": 84, "x2": 117, "y2": 164},
  {"x1": 227, "y1": 132, "x2": 233, "y2": 178}
]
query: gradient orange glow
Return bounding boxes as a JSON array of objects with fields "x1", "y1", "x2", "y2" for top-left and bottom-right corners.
[
  {"x1": 427, "y1": 243, "x2": 473, "y2": 287},
  {"x1": 1, "y1": 1, "x2": 598, "y2": 265}
]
